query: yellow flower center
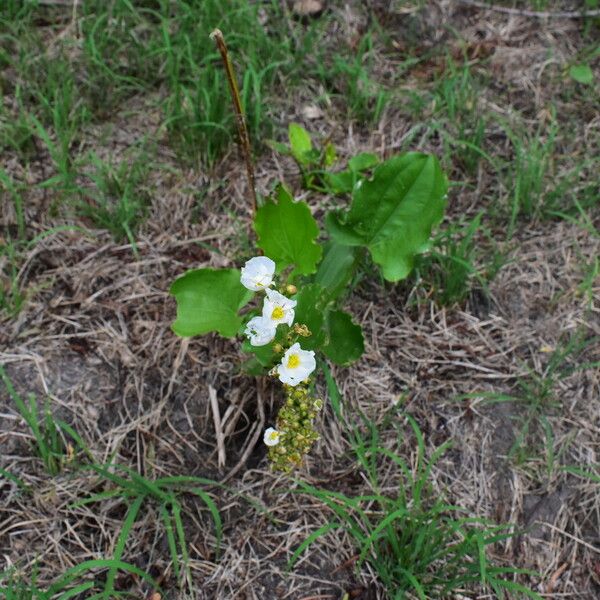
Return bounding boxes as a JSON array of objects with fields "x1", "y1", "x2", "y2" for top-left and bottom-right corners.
[
  {"x1": 287, "y1": 354, "x2": 300, "y2": 369},
  {"x1": 268, "y1": 431, "x2": 279, "y2": 441},
  {"x1": 271, "y1": 306, "x2": 285, "y2": 320}
]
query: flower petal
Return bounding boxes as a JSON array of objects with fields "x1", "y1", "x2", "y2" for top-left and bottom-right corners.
[
  {"x1": 263, "y1": 427, "x2": 281, "y2": 446},
  {"x1": 245, "y1": 316, "x2": 276, "y2": 346},
  {"x1": 241, "y1": 256, "x2": 276, "y2": 291}
]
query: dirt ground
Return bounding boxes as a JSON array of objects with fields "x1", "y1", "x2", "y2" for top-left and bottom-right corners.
[{"x1": 1, "y1": 1, "x2": 599, "y2": 599}]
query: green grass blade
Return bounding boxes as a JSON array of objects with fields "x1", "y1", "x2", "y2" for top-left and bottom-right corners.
[
  {"x1": 172, "y1": 500, "x2": 191, "y2": 588},
  {"x1": 55, "y1": 581, "x2": 95, "y2": 600},
  {"x1": 160, "y1": 503, "x2": 180, "y2": 581},
  {"x1": 287, "y1": 522, "x2": 342, "y2": 570},
  {"x1": 189, "y1": 487, "x2": 223, "y2": 554},
  {"x1": 103, "y1": 495, "x2": 145, "y2": 598},
  {"x1": 0, "y1": 467, "x2": 30, "y2": 493},
  {"x1": 357, "y1": 507, "x2": 408, "y2": 568},
  {"x1": 47, "y1": 559, "x2": 156, "y2": 596}
]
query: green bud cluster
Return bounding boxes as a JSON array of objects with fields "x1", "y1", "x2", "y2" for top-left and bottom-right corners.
[{"x1": 268, "y1": 382, "x2": 323, "y2": 472}]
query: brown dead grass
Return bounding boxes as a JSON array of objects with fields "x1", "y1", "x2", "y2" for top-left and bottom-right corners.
[{"x1": 1, "y1": 1, "x2": 599, "y2": 599}]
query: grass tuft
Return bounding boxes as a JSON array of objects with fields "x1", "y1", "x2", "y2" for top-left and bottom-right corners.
[
  {"x1": 292, "y1": 404, "x2": 540, "y2": 598},
  {"x1": 0, "y1": 365, "x2": 88, "y2": 475}
]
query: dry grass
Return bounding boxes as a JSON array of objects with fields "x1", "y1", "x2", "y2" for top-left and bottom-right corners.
[{"x1": 1, "y1": 1, "x2": 599, "y2": 598}]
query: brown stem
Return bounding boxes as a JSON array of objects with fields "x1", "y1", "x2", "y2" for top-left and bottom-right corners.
[{"x1": 210, "y1": 28, "x2": 258, "y2": 217}]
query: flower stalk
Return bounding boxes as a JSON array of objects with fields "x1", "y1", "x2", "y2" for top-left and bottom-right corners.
[
  {"x1": 240, "y1": 255, "x2": 321, "y2": 470},
  {"x1": 210, "y1": 28, "x2": 258, "y2": 217}
]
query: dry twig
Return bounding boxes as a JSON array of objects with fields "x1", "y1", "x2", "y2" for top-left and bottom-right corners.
[
  {"x1": 456, "y1": 0, "x2": 600, "y2": 18},
  {"x1": 209, "y1": 385, "x2": 226, "y2": 468}
]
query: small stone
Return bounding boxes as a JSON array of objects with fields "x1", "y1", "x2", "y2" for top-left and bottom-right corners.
[
  {"x1": 301, "y1": 104, "x2": 324, "y2": 120},
  {"x1": 293, "y1": 0, "x2": 324, "y2": 18}
]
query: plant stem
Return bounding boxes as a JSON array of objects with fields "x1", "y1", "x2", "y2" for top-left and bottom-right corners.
[{"x1": 210, "y1": 28, "x2": 257, "y2": 217}]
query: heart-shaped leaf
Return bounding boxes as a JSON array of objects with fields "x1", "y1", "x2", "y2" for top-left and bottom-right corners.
[
  {"x1": 170, "y1": 268, "x2": 252, "y2": 337},
  {"x1": 323, "y1": 310, "x2": 364, "y2": 365},
  {"x1": 254, "y1": 185, "x2": 322, "y2": 277}
]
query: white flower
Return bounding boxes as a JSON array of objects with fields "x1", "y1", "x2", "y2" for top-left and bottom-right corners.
[
  {"x1": 240, "y1": 256, "x2": 275, "y2": 291},
  {"x1": 263, "y1": 427, "x2": 281, "y2": 446},
  {"x1": 277, "y1": 343, "x2": 316, "y2": 386},
  {"x1": 244, "y1": 316, "x2": 276, "y2": 346},
  {"x1": 262, "y1": 288, "x2": 296, "y2": 327}
]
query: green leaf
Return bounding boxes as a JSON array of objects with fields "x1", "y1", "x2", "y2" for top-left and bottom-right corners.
[
  {"x1": 267, "y1": 139, "x2": 290, "y2": 155},
  {"x1": 326, "y1": 153, "x2": 447, "y2": 282},
  {"x1": 241, "y1": 356, "x2": 270, "y2": 376},
  {"x1": 569, "y1": 64, "x2": 593, "y2": 85},
  {"x1": 170, "y1": 269, "x2": 252, "y2": 337},
  {"x1": 323, "y1": 310, "x2": 364, "y2": 365},
  {"x1": 324, "y1": 170, "x2": 355, "y2": 195},
  {"x1": 323, "y1": 142, "x2": 337, "y2": 167},
  {"x1": 242, "y1": 337, "x2": 276, "y2": 367},
  {"x1": 254, "y1": 185, "x2": 322, "y2": 276},
  {"x1": 288, "y1": 123, "x2": 313, "y2": 165},
  {"x1": 324, "y1": 153, "x2": 379, "y2": 195},
  {"x1": 314, "y1": 241, "x2": 359, "y2": 301},
  {"x1": 293, "y1": 283, "x2": 328, "y2": 350},
  {"x1": 324, "y1": 213, "x2": 365, "y2": 246},
  {"x1": 348, "y1": 152, "x2": 379, "y2": 172}
]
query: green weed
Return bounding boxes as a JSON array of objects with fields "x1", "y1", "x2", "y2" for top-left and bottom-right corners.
[
  {"x1": 544, "y1": 156, "x2": 600, "y2": 218},
  {"x1": 510, "y1": 332, "x2": 598, "y2": 464},
  {"x1": 292, "y1": 403, "x2": 539, "y2": 598},
  {"x1": 463, "y1": 331, "x2": 599, "y2": 467},
  {"x1": 431, "y1": 56, "x2": 491, "y2": 176},
  {"x1": 157, "y1": 0, "x2": 294, "y2": 164},
  {"x1": 317, "y1": 33, "x2": 389, "y2": 124},
  {"x1": 164, "y1": 73, "x2": 234, "y2": 168},
  {"x1": 562, "y1": 464, "x2": 600, "y2": 484},
  {"x1": 0, "y1": 567, "x2": 42, "y2": 600},
  {"x1": 0, "y1": 98, "x2": 37, "y2": 161},
  {"x1": 30, "y1": 113, "x2": 79, "y2": 207},
  {"x1": 0, "y1": 365, "x2": 88, "y2": 476},
  {"x1": 0, "y1": 467, "x2": 30, "y2": 494},
  {"x1": 412, "y1": 213, "x2": 505, "y2": 307},
  {"x1": 1, "y1": 0, "x2": 393, "y2": 169},
  {"x1": 73, "y1": 465, "x2": 222, "y2": 595},
  {"x1": 498, "y1": 118, "x2": 558, "y2": 235},
  {"x1": 0, "y1": 0, "x2": 36, "y2": 20},
  {"x1": 577, "y1": 255, "x2": 599, "y2": 307},
  {"x1": 1, "y1": 243, "x2": 25, "y2": 319},
  {"x1": 0, "y1": 560, "x2": 157, "y2": 600},
  {"x1": 75, "y1": 150, "x2": 153, "y2": 245},
  {"x1": 79, "y1": 1, "x2": 163, "y2": 117},
  {"x1": 0, "y1": 168, "x2": 25, "y2": 239}
]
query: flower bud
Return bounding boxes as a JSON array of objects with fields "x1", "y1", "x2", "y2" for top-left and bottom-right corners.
[
  {"x1": 293, "y1": 323, "x2": 311, "y2": 337},
  {"x1": 286, "y1": 284, "x2": 297, "y2": 295},
  {"x1": 267, "y1": 382, "x2": 324, "y2": 472}
]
